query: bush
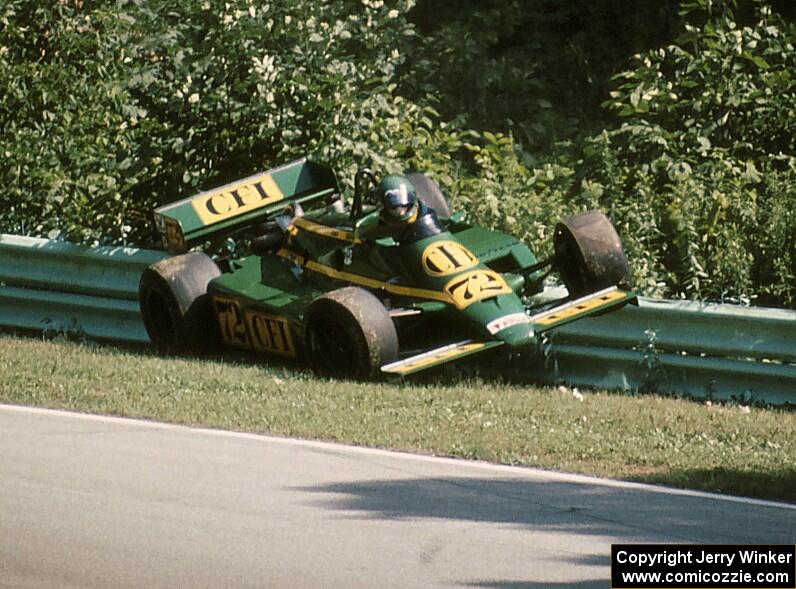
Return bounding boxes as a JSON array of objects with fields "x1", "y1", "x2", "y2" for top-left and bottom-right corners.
[
  {"x1": 424, "y1": 0, "x2": 795, "y2": 307},
  {"x1": 1, "y1": 0, "x2": 793, "y2": 307},
  {"x1": 405, "y1": 0, "x2": 681, "y2": 153},
  {"x1": 576, "y1": 0, "x2": 796, "y2": 305},
  {"x1": 0, "y1": 0, "x2": 445, "y2": 245}
]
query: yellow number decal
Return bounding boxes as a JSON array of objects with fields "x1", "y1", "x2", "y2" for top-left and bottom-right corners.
[
  {"x1": 444, "y1": 270, "x2": 512, "y2": 309},
  {"x1": 246, "y1": 311, "x2": 297, "y2": 358},
  {"x1": 213, "y1": 296, "x2": 250, "y2": 348},
  {"x1": 421, "y1": 240, "x2": 478, "y2": 276}
]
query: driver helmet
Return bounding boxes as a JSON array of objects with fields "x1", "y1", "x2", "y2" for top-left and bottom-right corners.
[{"x1": 377, "y1": 175, "x2": 418, "y2": 224}]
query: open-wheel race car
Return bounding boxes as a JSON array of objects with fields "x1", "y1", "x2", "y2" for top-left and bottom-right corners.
[{"x1": 140, "y1": 158, "x2": 634, "y2": 379}]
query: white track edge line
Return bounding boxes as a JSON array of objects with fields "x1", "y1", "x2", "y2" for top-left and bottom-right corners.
[{"x1": 3, "y1": 403, "x2": 794, "y2": 511}]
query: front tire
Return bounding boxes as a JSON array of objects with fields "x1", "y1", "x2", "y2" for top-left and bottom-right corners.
[
  {"x1": 139, "y1": 252, "x2": 221, "y2": 352},
  {"x1": 554, "y1": 210, "x2": 630, "y2": 298},
  {"x1": 304, "y1": 287, "x2": 398, "y2": 379}
]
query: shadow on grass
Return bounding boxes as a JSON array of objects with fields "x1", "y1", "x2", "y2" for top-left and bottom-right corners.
[
  {"x1": 638, "y1": 466, "x2": 796, "y2": 505},
  {"x1": 83, "y1": 334, "x2": 305, "y2": 373}
]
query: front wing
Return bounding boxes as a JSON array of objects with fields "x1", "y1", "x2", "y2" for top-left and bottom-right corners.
[{"x1": 381, "y1": 286, "x2": 635, "y2": 376}]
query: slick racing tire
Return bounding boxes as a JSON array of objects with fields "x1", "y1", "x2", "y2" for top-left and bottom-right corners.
[
  {"x1": 406, "y1": 172, "x2": 452, "y2": 219},
  {"x1": 553, "y1": 210, "x2": 631, "y2": 298},
  {"x1": 139, "y1": 252, "x2": 221, "y2": 352},
  {"x1": 304, "y1": 287, "x2": 398, "y2": 380}
]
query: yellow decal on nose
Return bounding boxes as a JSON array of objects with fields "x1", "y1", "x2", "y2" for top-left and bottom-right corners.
[
  {"x1": 421, "y1": 240, "x2": 478, "y2": 276},
  {"x1": 443, "y1": 270, "x2": 511, "y2": 309}
]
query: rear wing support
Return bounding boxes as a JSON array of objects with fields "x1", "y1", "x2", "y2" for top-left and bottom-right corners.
[{"x1": 154, "y1": 158, "x2": 339, "y2": 253}]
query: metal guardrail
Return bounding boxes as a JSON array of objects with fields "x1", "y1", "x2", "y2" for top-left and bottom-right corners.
[
  {"x1": 0, "y1": 235, "x2": 168, "y2": 344},
  {"x1": 554, "y1": 294, "x2": 796, "y2": 362},
  {"x1": 545, "y1": 343, "x2": 796, "y2": 404},
  {"x1": 525, "y1": 289, "x2": 796, "y2": 404},
  {"x1": 1, "y1": 234, "x2": 794, "y2": 403}
]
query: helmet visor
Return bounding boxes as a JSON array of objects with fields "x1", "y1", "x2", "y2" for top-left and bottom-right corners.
[
  {"x1": 383, "y1": 185, "x2": 413, "y2": 208},
  {"x1": 384, "y1": 203, "x2": 413, "y2": 221}
]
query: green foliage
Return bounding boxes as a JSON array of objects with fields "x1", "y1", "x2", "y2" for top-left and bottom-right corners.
[
  {"x1": 583, "y1": 0, "x2": 796, "y2": 304},
  {"x1": 0, "y1": 0, "x2": 433, "y2": 244},
  {"x1": 415, "y1": 0, "x2": 795, "y2": 306},
  {"x1": 406, "y1": 0, "x2": 681, "y2": 152},
  {"x1": 1, "y1": 0, "x2": 793, "y2": 306},
  {"x1": 448, "y1": 132, "x2": 574, "y2": 255},
  {"x1": 0, "y1": 1, "x2": 147, "y2": 241}
]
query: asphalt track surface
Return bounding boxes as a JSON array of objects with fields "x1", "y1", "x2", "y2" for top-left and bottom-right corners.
[{"x1": 1, "y1": 405, "x2": 794, "y2": 589}]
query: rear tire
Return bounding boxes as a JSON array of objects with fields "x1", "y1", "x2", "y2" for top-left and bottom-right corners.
[
  {"x1": 406, "y1": 172, "x2": 452, "y2": 219},
  {"x1": 139, "y1": 252, "x2": 221, "y2": 352},
  {"x1": 304, "y1": 287, "x2": 398, "y2": 379},
  {"x1": 554, "y1": 210, "x2": 630, "y2": 298}
]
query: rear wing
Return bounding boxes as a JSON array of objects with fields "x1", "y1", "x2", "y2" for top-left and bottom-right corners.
[{"x1": 154, "y1": 158, "x2": 339, "y2": 253}]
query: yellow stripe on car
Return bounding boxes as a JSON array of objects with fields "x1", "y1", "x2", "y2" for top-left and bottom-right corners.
[
  {"x1": 276, "y1": 248, "x2": 454, "y2": 305},
  {"x1": 291, "y1": 217, "x2": 361, "y2": 244}
]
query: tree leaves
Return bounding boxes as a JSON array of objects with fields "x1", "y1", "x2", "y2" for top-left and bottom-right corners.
[
  {"x1": 0, "y1": 0, "x2": 428, "y2": 245},
  {"x1": 581, "y1": 1, "x2": 796, "y2": 305},
  {"x1": 0, "y1": 0, "x2": 793, "y2": 306}
]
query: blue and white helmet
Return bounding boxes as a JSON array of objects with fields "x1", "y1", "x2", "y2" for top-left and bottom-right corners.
[{"x1": 377, "y1": 175, "x2": 418, "y2": 222}]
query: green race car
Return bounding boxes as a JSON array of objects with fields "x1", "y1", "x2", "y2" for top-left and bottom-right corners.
[{"x1": 140, "y1": 158, "x2": 634, "y2": 378}]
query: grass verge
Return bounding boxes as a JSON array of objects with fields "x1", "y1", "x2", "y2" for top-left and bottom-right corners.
[{"x1": 2, "y1": 334, "x2": 794, "y2": 502}]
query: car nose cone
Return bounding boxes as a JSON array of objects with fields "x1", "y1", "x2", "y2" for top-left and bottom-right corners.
[{"x1": 498, "y1": 322, "x2": 535, "y2": 347}]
